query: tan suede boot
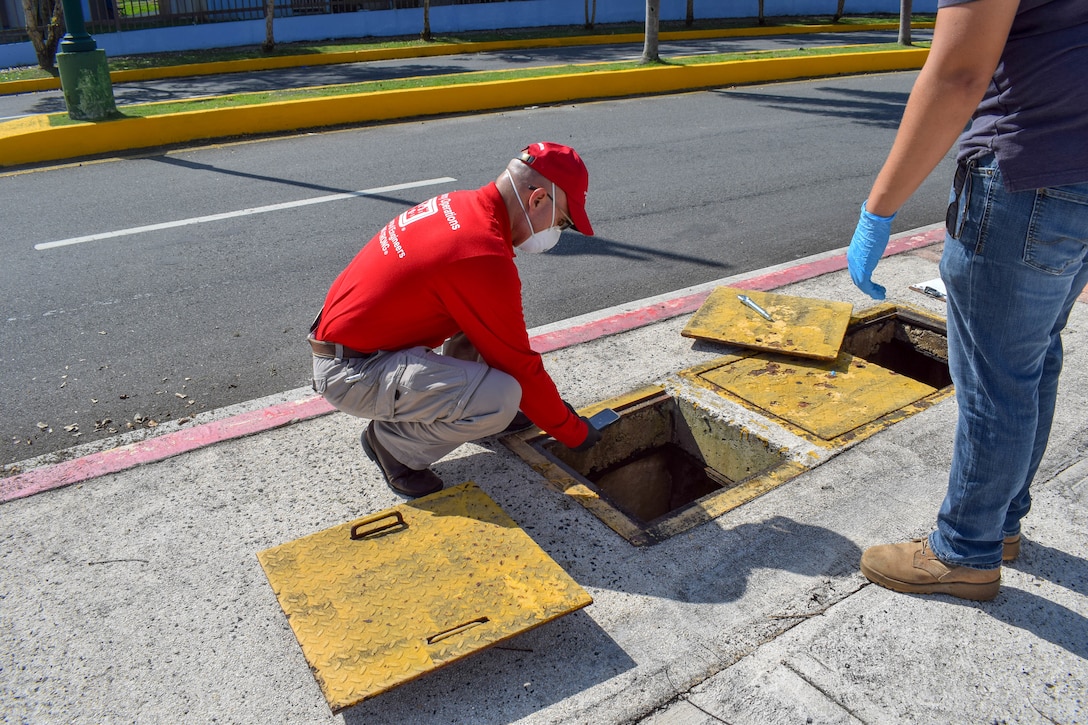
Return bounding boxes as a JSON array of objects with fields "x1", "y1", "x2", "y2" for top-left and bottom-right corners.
[
  {"x1": 1003, "y1": 534, "x2": 1021, "y2": 562},
  {"x1": 860, "y1": 538, "x2": 1000, "y2": 601}
]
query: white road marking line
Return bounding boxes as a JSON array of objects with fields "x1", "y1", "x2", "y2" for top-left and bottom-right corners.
[{"x1": 34, "y1": 176, "x2": 457, "y2": 251}]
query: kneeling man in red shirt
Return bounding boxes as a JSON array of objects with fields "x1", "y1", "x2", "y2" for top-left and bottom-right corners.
[{"x1": 310, "y1": 142, "x2": 602, "y2": 497}]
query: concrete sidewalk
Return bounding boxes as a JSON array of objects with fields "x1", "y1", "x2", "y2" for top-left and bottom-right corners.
[{"x1": 2, "y1": 227, "x2": 1085, "y2": 724}]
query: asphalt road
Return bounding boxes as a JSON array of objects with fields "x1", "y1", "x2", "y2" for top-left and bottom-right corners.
[{"x1": 1, "y1": 70, "x2": 955, "y2": 465}]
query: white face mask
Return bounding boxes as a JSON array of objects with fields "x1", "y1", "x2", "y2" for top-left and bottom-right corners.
[{"x1": 507, "y1": 171, "x2": 562, "y2": 254}]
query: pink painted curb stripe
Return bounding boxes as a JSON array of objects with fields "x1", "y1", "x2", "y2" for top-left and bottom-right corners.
[
  {"x1": 3, "y1": 227, "x2": 944, "y2": 503},
  {"x1": 2, "y1": 396, "x2": 334, "y2": 503},
  {"x1": 532, "y1": 227, "x2": 945, "y2": 354}
]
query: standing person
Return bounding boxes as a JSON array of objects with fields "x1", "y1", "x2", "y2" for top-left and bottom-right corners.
[
  {"x1": 848, "y1": 0, "x2": 1088, "y2": 600},
  {"x1": 310, "y1": 142, "x2": 602, "y2": 498}
]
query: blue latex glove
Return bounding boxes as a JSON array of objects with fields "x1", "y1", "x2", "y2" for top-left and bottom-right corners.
[{"x1": 847, "y1": 202, "x2": 897, "y2": 300}]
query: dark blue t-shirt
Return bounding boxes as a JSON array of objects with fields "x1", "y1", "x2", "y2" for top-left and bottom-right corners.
[{"x1": 938, "y1": 0, "x2": 1088, "y2": 191}]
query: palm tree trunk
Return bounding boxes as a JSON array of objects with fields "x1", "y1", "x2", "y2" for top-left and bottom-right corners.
[
  {"x1": 261, "y1": 0, "x2": 274, "y2": 52},
  {"x1": 421, "y1": 0, "x2": 432, "y2": 42},
  {"x1": 642, "y1": 0, "x2": 660, "y2": 64},
  {"x1": 898, "y1": 0, "x2": 913, "y2": 45}
]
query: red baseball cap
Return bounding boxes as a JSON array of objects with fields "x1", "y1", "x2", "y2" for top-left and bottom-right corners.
[{"x1": 517, "y1": 142, "x2": 594, "y2": 236}]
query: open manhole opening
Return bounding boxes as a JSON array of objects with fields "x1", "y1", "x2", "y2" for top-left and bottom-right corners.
[
  {"x1": 685, "y1": 304, "x2": 954, "y2": 447},
  {"x1": 517, "y1": 390, "x2": 806, "y2": 545},
  {"x1": 840, "y1": 306, "x2": 951, "y2": 390},
  {"x1": 590, "y1": 442, "x2": 724, "y2": 524}
]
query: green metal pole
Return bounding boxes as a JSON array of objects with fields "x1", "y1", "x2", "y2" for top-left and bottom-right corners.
[
  {"x1": 55, "y1": 0, "x2": 117, "y2": 121},
  {"x1": 58, "y1": 0, "x2": 97, "y2": 52}
]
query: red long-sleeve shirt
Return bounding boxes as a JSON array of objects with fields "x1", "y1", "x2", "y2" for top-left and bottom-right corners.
[{"x1": 316, "y1": 182, "x2": 588, "y2": 448}]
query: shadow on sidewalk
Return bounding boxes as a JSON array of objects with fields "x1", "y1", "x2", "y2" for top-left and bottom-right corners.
[
  {"x1": 995, "y1": 541, "x2": 1088, "y2": 659},
  {"x1": 990, "y1": 585, "x2": 1088, "y2": 660}
]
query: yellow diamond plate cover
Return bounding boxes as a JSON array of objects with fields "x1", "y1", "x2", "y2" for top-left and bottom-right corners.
[
  {"x1": 682, "y1": 286, "x2": 853, "y2": 361},
  {"x1": 257, "y1": 482, "x2": 592, "y2": 713},
  {"x1": 699, "y1": 350, "x2": 937, "y2": 440}
]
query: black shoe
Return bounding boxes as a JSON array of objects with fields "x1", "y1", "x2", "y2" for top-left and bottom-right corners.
[
  {"x1": 502, "y1": 411, "x2": 534, "y2": 434},
  {"x1": 361, "y1": 425, "x2": 443, "y2": 498}
]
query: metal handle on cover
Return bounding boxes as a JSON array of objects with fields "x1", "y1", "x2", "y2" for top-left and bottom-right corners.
[
  {"x1": 350, "y1": 511, "x2": 406, "y2": 540},
  {"x1": 426, "y1": 617, "x2": 490, "y2": 645}
]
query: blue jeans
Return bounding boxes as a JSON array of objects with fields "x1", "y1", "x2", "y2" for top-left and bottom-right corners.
[{"x1": 929, "y1": 155, "x2": 1088, "y2": 569}]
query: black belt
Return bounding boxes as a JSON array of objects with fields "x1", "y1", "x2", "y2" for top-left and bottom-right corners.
[{"x1": 308, "y1": 337, "x2": 373, "y2": 359}]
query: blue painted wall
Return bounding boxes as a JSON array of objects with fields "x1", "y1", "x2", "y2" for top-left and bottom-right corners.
[{"x1": 2, "y1": 0, "x2": 934, "y2": 69}]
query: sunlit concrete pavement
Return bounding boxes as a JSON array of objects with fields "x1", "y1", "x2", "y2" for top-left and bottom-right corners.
[{"x1": 2, "y1": 227, "x2": 1085, "y2": 724}]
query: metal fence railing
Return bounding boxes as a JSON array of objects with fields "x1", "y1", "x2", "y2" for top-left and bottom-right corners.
[{"x1": 1, "y1": 0, "x2": 526, "y2": 44}]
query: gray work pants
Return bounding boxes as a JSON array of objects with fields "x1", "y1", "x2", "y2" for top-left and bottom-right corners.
[{"x1": 311, "y1": 340, "x2": 521, "y2": 470}]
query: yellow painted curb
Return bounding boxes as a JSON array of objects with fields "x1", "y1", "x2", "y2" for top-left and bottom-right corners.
[
  {"x1": 1, "y1": 77, "x2": 61, "y2": 93},
  {"x1": 0, "y1": 48, "x2": 927, "y2": 168},
  {"x1": 0, "y1": 114, "x2": 52, "y2": 133}
]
